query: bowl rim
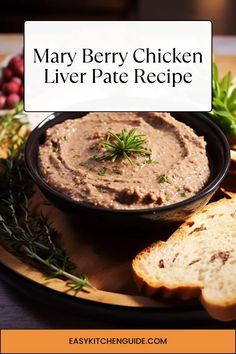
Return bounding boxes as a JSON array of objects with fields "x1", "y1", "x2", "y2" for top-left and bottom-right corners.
[{"x1": 25, "y1": 111, "x2": 231, "y2": 215}]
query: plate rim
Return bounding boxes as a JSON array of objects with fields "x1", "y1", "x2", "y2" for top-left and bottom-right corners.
[{"x1": 1, "y1": 260, "x2": 219, "y2": 327}]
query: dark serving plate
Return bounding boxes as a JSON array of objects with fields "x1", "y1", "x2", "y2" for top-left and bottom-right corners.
[
  {"x1": 1, "y1": 262, "x2": 234, "y2": 328},
  {"x1": 25, "y1": 112, "x2": 230, "y2": 223}
]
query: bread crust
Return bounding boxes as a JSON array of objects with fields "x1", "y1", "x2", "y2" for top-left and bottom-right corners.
[
  {"x1": 220, "y1": 150, "x2": 236, "y2": 198},
  {"x1": 200, "y1": 293, "x2": 236, "y2": 322}
]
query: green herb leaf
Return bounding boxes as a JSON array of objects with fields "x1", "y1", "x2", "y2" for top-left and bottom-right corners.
[
  {"x1": 79, "y1": 162, "x2": 89, "y2": 167},
  {"x1": 98, "y1": 167, "x2": 106, "y2": 176},
  {"x1": 220, "y1": 72, "x2": 232, "y2": 101},
  {"x1": 159, "y1": 175, "x2": 170, "y2": 184},
  {"x1": 144, "y1": 158, "x2": 159, "y2": 164},
  {"x1": 165, "y1": 194, "x2": 170, "y2": 201},
  {"x1": 0, "y1": 110, "x2": 93, "y2": 292},
  {"x1": 177, "y1": 187, "x2": 187, "y2": 198},
  {"x1": 213, "y1": 97, "x2": 226, "y2": 109},
  {"x1": 228, "y1": 88, "x2": 236, "y2": 108},
  {"x1": 213, "y1": 62, "x2": 218, "y2": 83},
  {"x1": 93, "y1": 129, "x2": 152, "y2": 164},
  {"x1": 209, "y1": 62, "x2": 236, "y2": 136},
  {"x1": 228, "y1": 103, "x2": 236, "y2": 112}
]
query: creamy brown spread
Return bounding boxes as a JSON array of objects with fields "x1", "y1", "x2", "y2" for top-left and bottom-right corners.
[{"x1": 38, "y1": 112, "x2": 210, "y2": 209}]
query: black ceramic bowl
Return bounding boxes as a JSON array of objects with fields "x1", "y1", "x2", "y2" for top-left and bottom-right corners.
[{"x1": 25, "y1": 112, "x2": 230, "y2": 223}]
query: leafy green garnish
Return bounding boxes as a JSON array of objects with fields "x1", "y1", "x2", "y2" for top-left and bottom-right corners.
[
  {"x1": 0, "y1": 109, "x2": 94, "y2": 292},
  {"x1": 177, "y1": 187, "x2": 187, "y2": 198},
  {"x1": 209, "y1": 62, "x2": 236, "y2": 135},
  {"x1": 98, "y1": 167, "x2": 106, "y2": 176},
  {"x1": 165, "y1": 194, "x2": 170, "y2": 202},
  {"x1": 79, "y1": 162, "x2": 89, "y2": 167},
  {"x1": 144, "y1": 158, "x2": 159, "y2": 164},
  {"x1": 93, "y1": 129, "x2": 152, "y2": 165},
  {"x1": 159, "y1": 175, "x2": 170, "y2": 184},
  {"x1": 14, "y1": 101, "x2": 24, "y2": 115}
]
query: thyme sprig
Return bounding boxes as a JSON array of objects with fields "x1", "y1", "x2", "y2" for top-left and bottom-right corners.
[
  {"x1": 93, "y1": 128, "x2": 152, "y2": 164},
  {"x1": 0, "y1": 108, "x2": 93, "y2": 291}
]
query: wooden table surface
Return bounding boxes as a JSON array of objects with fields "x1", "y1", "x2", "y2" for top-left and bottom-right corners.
[{"x1": 0, "y1": 34, "x2": 236, "y2": 329}]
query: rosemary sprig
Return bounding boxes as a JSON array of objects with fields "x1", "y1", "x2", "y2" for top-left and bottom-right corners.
[
  {"x1": 93, "y1": 128, "x2": 152, "y2": 164},
  {"x1": 0, "y1": 108, "x2": 93, "y2": 291}
]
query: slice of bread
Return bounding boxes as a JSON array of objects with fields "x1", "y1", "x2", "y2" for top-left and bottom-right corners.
[
  {"x1": 220, "y1": 150, "x2": 236, "y2": 198},
  {"x1": 133, "y1": 198, "x2": 236, "y2": 321}
]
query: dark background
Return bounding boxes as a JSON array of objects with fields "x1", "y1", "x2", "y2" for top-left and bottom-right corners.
[{"x1": 0, "y1": 0, "x2": 236, "y2": 34}]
